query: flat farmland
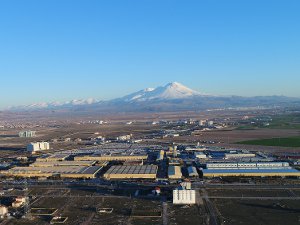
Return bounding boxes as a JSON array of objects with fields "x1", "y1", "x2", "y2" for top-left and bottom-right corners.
[
  {"x1": 165, "y1": 128, "x2": 300, "y2": 153},
  {"x1": 236, "y1": 136, "x2": 300, "y2": 147}
]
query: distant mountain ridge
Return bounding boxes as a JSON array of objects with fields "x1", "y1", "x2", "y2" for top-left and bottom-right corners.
[{"x1": 7, "y1": 82, "x2": 300, "y2": 112}]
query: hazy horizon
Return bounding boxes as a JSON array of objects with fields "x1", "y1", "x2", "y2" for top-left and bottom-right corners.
[{"x1": 1, "y1": 0, "x2": 300, "y2": 108}]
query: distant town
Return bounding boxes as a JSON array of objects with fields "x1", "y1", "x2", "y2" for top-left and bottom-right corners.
[{"x1": 0, "y1": 107, "x2": 300, "y2": 225}]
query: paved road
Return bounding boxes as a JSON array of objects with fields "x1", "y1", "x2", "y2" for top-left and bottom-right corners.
[
  {"x1": 206, "y1": 196, "x2": 300, "y2": 200},
  {"x1": 202, "y1": 189, "x2": 219, "y2": 225},
  {"x1": 162, "y1": 202, "x2": 168, "y2": 225}
]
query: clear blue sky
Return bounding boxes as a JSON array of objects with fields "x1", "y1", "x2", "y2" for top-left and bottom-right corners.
[{"x1": 0, "y1": 0, "x2": 300, "y2": 108}]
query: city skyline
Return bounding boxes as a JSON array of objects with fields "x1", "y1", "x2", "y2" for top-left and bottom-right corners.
[{"x1": 1, "y1": 0, "x2": 300, "y2": 108}]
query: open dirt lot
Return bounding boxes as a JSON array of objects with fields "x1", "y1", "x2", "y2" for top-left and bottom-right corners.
[{"x1": 214, "y1": 199, "x2": 300, "y2": 225}]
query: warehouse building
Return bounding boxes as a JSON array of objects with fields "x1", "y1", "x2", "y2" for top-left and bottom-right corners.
[
  {"x1": 30, "y1": 160, "x2": 97, "y2": 167},
  {"x1": 168, "y1": 166, "x2": 182, "y2": 179},
  {"x1": 1, "y1": 166, "x2": 102, "y2": 179},
  {"x1": 224, "y1": 153, "x2": 256, "y2": 159},
  {"x1": 36, "y1": 153, "x2": 70, "y2": 162},
  {"x1": 203, "y1": 168, "x2": 300, "y2": 177},
  {"x1": 203, "y1": 161, "x2": 300, "y2": 177},
  {"x1": 103, "y1": 165, "x2": 157, "y2": 179},
  {"x1": 206, "y1": 162, "x2": 290, "y2": 169},
  {"x1": 74, "y1": 154, "x2": 148, "y2": 162}
]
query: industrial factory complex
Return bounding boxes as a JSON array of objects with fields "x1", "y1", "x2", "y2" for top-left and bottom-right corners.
[
  {"x1": 1, "y1": 144, "x2": 300, "y2": 180},
  {"x1": 1, "y1": 112, "x2": 300, "y2": 225}
]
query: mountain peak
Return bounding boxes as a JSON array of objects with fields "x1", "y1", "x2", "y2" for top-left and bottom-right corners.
[
  {"x1": 117, "y1": 82, "x2": 204, "y2": 102},
  {"x1": 166, "y1": 81, "x2": 182, "y2": 87}
]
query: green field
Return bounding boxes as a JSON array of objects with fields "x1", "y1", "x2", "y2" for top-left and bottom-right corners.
[
  {"x1": 267, "y1": 114, "x2": 300, "y2": 129},
  {"x1": 236, "y1": 136, "x2": 300, "y2": 147},
  {"x1": 236, "y1": 113, "x2": 300, "y2": 130}
]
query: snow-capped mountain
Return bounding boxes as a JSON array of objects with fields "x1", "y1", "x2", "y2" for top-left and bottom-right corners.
[
  {"x1": 6, "y1": 82, "x2": 300, "y2": 112},
  {"x1": 115, "y1": 82, "x2": 206, "y2": 102},
  {"x1": 8, "y1": 98, "x2": 99, "y2": 110}
]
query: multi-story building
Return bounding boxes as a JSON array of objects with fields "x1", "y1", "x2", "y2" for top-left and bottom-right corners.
[
  {"x1": 27, "y1": 142, "x2": 50, "y2": 152},
  {"x1": 19, "y1": 130, "x2": 36, "y2": 138},
  {"x1": 173, "y1": 190, "x2": 196, "y2": 204}
]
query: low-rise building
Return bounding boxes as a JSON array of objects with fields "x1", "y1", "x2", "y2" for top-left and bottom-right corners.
[
  {"x1": 156, "y1": 150, "x2": 164, "y2": 161},
  {"x1": 180, "y1": 182, "x2": 192, "y2": 190},
  {"x1": 0, "y1": 205, "x2": 8, "y2": 217},
  {"x1": 168, "y1": 166, "x2": 182, "y2": 179},
  {"x1": 117, "y1": 134, "x2": 132, "y2": 141},
  {"x1": 195, "y1": 152, "x2": 207, "y2": 159},
  {"x1": 187, "y1": 166, "x2": 198, "y2": 177},
  {"x1": 12, "y1": 197, "x2": 27, "y2": 208}
]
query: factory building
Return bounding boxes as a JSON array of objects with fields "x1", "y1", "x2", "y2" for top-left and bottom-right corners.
[
  {"x1": 168, "y1": 166, "x2": 182, "y2": 179},
  {"x1": 117, "y1": 134, "x2": 132, "y2": 141},
  {"x1": 203, "y1": 169, "x2": 300, "y2": 177},
  {"x1": 1, "y1": 166, "x2": 102, "y2": 179},
  {"x1": 123, "y1": 160, "x2": 144, "y2": 166},
  {"x1": 74, "y1": 154, "x2": 148, "y2": 162},
  {"x1": 103, "y1": 165, "x2": 157, "y2": 179},
  {"x1": 156, "y1": 150, "x2": 165, "y2": 161},
  {"x1": 185, "y1": 146, "x2": 206, "y2": 151},
  {"x1": 195, "y1": 152, "x2": 207, "y2": 159},
  {"x1": 203, "y1": 161, "x2": 300, "y2": 177},
  {"x1": 224, "y1": 153, "x2": 256, "y2": 159},
  {"x1": 36, "y1": 153, "x2": 70, "y2": 162},
  {"x1": 30, "y1": 160, "x2": 97, "y2": 167},
  {"x1": 206, "y1": 162, "x2": 290, "y2": 169},
  {"x1": 19, "y1": 130, "x2": 36, "y2": 138},
  {"x1": 27, "y1": 142, "x2": 50, "y2": 153},
  {"x1": 173, "y1": 190, "x2": 196, "y2": 205},
  {"x1": 187, "y1": 166, "x2": 198, "y2": 177}
]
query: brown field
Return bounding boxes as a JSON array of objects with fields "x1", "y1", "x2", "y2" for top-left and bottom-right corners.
[{"x1": 1, "y1": 110, "x2": 300, "y2": 155}]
